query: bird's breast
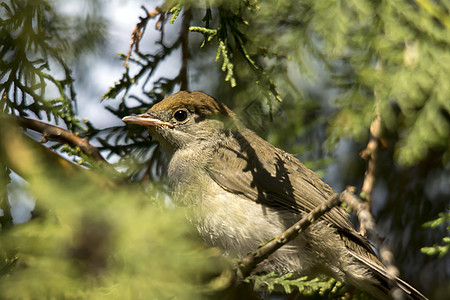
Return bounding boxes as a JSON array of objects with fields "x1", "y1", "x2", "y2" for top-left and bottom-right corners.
[
  {"x1": 175, "y1": 175, "x2": 297, "y2": 255},
  {"x1": 167, "y1": 144, "x2": 320, "y2": 274}
]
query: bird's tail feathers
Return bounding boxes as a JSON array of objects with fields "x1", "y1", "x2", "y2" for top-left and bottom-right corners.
[{"x1": 349, "y1": 252, "x2": 428, "y2": 300}]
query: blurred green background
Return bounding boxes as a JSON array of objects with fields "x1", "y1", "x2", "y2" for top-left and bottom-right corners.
[{"x1": 1, "y1": 0, "x2": 449, "y2": 298}]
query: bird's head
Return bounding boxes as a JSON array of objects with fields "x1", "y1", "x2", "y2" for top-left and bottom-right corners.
[{"x1": 122, "y1": 91, "x2": 238, "y2": 155}]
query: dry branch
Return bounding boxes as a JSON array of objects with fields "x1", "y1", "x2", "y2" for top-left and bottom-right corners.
[
  {"x1": 341, "y1": 187, "x2": 379, "y2": 246},
  {"x1": 125, "y1": 6, "x2": 161, "y2": 67},
  {"x1": 357, "y1": 111, "x2": 402, "y2": 281},
  {"x1": 359, "y1": 113, "x2": 381, "y2": 220},
  {"x1": 15, "y1": 116, "x2": 106, "y2": 162},
  {"x1": 236, "y1": 193, "x2": 342, "y2": 279},
  {"x1": 343, "y1": 187, "x2": 402, "y2": 299}
]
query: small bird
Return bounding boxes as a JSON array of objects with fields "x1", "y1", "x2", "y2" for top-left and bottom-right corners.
[{"x1": 123, "y1": 91, "x2": 427, "y2": 300}]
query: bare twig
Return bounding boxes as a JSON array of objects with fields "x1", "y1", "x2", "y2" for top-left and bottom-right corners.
[
  {"x1": 354, "y1": 60, "x2": 404, "y2": 298},
  {"x1": 359, "y1": 113, "x2": 381, "y2": 220},
  {"x1": 342, "y1": 186, "x2": 403, "y2": 299},
  {"x1": 125, "y1": 6, "x2": 161, "y2": 67},
  {"x1": 2, "y1": 121, "x2": 90, "y2": 177},
  {"x1": 15, "y1": 116, "x2": 107, "y2": 162},
  {"x1": 236, "y1": 193, "x2": 342, "y2": 279},
  {"x1": 1, "y1": 120, "x2": 117, "y2": 193},
  {"x1": 341, "y1": 187, "x2": 381, "y2": 250}
]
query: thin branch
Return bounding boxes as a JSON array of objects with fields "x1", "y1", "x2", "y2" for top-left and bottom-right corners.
[
  {"x1": 341, "y1": 187, "x2": 382, "y2": 251},
  {"x1": 125, "y1": 6, "x2": 161, "y2": 67},
  {"x1": 359, "y1": 113, "x2": 381, "y2": 219},
  {"x1": 3, "y1": 125, "x2": 89, "y2": 178},
  {"x1": 353, "y1": 67, "x2": 404, "y2": 299},
  {"x1": 15, "y1": 116, "x2": 107, "y2": 163},
  {"x1": 236, "y1": 193, "x2": 342, "y2": 279},
  {"x1": 1, "y1": 121, "x2": 117, "y2": 193},
  {"x1": 351, "y1": 60, "x2": 403, "y2": 298},
  {"x1": 179, "y1": 8, "x2": 192, "y2": 90},
  {"x1": 342, "y1": 186, "x2": 402, "y2": 299},
  {"x1": 359, "y1": 59, "x2": 383, "y2": 217}
]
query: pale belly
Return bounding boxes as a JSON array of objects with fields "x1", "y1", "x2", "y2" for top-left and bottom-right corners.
[{"x1": 183, "y1": 182, "x2": 322, "y2": 275}]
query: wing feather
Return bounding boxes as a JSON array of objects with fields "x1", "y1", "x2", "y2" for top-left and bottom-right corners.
[{"x1": 207, "y1": 129, "x2": 380, "y2": 263}]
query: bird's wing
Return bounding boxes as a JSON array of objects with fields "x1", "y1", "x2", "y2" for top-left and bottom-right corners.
[
  {"x1": 206, "y1": 129, "x2": 428, "y2": 299},
  {"x1": 207, "y1": 129, "x2": 379, "y2": 261}
]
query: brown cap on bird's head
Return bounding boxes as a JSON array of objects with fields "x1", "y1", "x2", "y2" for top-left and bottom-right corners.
[
  {"x1": 122, "y1": 91, "x2": 238, "y2": 128},
  {"x1": 150, "y1": 91, "x2": 236, "y2": 119}
]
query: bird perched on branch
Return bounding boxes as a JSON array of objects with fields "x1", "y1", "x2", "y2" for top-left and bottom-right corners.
[{"x1": 123, "y1": 91, "x2": 427, "y2": 300}]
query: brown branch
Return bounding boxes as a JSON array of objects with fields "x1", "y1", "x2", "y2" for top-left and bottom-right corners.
[
  {"x1": 342, "y1": 186, "x2": 402, "y2": 299},
  {"x1": 1, "y1": 119, "x2": 117, "y2": 195},
  {"x1": 15, "y1": 116, "x2": 107, "y2": 163},
  {"x1": 124, "y1": 6, "x2": 161, "y2": 67},
  {"x1": 236, "y1": 193, "x2": 342, "y2": 279},
  {"x1": 359, "y1": 113, "x2": 381, "y2": 220},
  {"x1": 179, "y1": 8, "x2": 192, "y2": 90},
  {"x1": 355, "y1": 68, "x2": 403, "y2": 298},
  {"x1": 1, "y1": 120, "x2": 91, "y2": 178},
  {"x1": 341, "y1": 187, "x2": 382, "y2": 251}
]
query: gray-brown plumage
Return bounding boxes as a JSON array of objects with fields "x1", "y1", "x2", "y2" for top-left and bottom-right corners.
[{"x1": 123, "y1": 91, "x2": 427, "y2": 300}]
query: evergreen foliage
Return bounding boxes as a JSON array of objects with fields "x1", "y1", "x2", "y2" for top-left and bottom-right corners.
[
  {"x1": 246, "y1": 273, "x2": 350, "y2": 298},
  {"x1": 0, "y1": 0, "x2": 449, "y2": 299},
  {"x1": 0, "y1": 0, "x2": 79, "y2": 128},
  {"x1": 421, "y1": 212, "x2": 450, "y2": 259},
  {"x1": 0, "y1": 120, "x2": 227, "y2": 299}
]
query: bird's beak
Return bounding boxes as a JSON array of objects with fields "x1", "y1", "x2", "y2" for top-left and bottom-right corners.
[{"x1": 122, "y1": 114, "x2": 174, "y2": 128}]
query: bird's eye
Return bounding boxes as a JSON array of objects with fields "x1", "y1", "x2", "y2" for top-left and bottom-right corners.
[{"x1": 174, "y1": 109, "x2": 188, "y2": 122}]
